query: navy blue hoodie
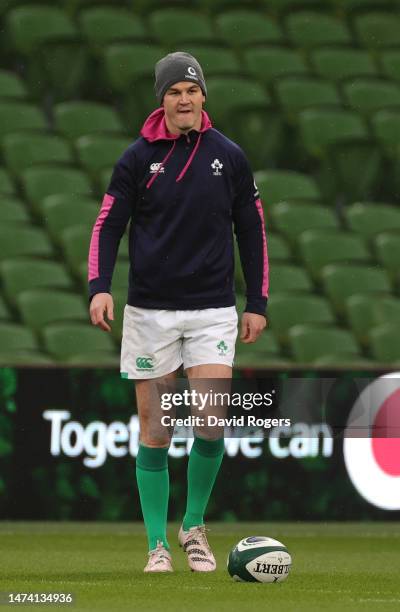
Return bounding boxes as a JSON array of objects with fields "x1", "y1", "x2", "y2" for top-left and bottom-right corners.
[{"x1": 88, "y1": 107, "x2": 269, "y2": 315}]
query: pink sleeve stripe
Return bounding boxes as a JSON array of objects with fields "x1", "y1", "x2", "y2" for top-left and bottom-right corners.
[
  {"x1": 255, "y1": 198, "x2": 269, "y2": 298},
  {"x1": 88, "y1": 194, "x2": 116, "y2": 281}
]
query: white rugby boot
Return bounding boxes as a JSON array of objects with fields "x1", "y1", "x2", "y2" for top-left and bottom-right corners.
[
  {"x1": 178, "y1": 524, "x2": 216, "y2": 572},
  {"x1": 144, "y1": 541, "x2": 173, "y2": 573}
]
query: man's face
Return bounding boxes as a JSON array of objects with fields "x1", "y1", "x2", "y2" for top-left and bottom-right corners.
[{"x1": 163, "y1": 81, "x2": 205, "y2": 134}]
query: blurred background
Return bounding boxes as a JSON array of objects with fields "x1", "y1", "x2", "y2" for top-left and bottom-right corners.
[{"x1": 0, "y1": 1, "x2": 400, "y2": 522}]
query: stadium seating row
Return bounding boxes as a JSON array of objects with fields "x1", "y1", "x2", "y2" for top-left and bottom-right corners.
[{"x1": 5, "y1": 6, "x2": 400, "y2": 54}]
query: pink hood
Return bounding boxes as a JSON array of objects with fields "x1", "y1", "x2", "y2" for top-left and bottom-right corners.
[
  {"x1": 140, "y1": 107, "x2": 212, "y2": 188},
  {"x1": 140, "y1": 107, "x2": 212, "y2": 142}
]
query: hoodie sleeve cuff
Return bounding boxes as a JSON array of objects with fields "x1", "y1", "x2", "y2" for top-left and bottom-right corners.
[
  {"x1": 88, "y1": 278, "x2": 112, "y2": 303},
  {"x1": 244, "y1": 297, "x2": 268, "y2": 317}
]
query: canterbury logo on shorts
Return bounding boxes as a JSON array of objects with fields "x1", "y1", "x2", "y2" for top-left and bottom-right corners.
[{"x1": 136, "y1": 357, "x2": 154, "y2": 370}]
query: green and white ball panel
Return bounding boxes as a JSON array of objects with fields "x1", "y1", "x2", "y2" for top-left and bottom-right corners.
[
  {"x1": 227, "y1": 536, "x2": 292, "y2": 583},
  {"x1": 236, "y1": 536, "x2": 286, "y2": 552}
]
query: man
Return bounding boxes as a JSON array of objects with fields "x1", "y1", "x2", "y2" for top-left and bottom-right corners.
[{"x1": 88, "y1": 52, "x2": 268, "y2": 573}]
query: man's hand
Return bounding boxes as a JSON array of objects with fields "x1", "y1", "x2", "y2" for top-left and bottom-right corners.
[
  {"x1": 240, "y1": 312, "x2": 267, "y2": 344},
  {"x1": 89, "y1": 293, "x2": 114, "y2": 332}
]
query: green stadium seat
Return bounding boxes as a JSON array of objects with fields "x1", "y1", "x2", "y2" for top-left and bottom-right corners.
[
  {"x1": 234, "y1": 329, "x2": 285, "y2": 369},
  {"x1": 265, "y1": 234, "x2": 292, "y2": 262},
  {"x1": 0, "y1": 294, "x2": 11, "y2": 320},
  {"x1": 6, "y1": 6, "x2": 77, "y2": 55},
  {"x1": 373, "y1": 296, "x2": 400, "y2": 327},
  {"x1": 0, "y1": 0, "x2": 104, "y2": 15},
  {"x1": 61, "y1": 225, "x2": 93, "y2": 274},
  {"x1": 0, "y1": 258, "x2": 73, "y2": 304},
  {"x1": 75, "y1": 134, "x2": 131, "y2": 174},
  {"x1": 182, "y1": 46, "x2": 240, "y2": 76},
  {"x1": 130, "y1": 0, "x2": 190, "y2": 12},
  {"x1": 0, "y1": 350, "x2": 54, "y2": 365},
  {"x1": 17, "y1": 289, "x2": 88, "y2": 333},
  {"x1": 215, "y1": 10, "x2": 282, "y2": 47},
  {"x1": 344, "y1": 79, "x2": 400, "y2": 115},
  {"x1": 205, "y1": 77, "x2": 270, "y2": 124},
  {"x1": 0, "y1": 226, "x2": 54, "y2": 261},
  {"x1": 299, "y1": 109, "x2": 367, "y2": 156},
  {"x1": 271, "y1": 202, "x2": 338, "y2": 242},
  {"x1": 0, "y1": 168, "x2": 16, "y2": 195},
  {"x1": 269, "y1": 264, "x2": 313, "y2": 293},
  {"x1": 345, "y1": 294, "x2": 379, "y2": 346},
  {"x1": 276, "y1": 77, "x2": 341, "y2": 115},
  {"x1": 323, "y1": 140, "x2": 383, "y2": 202},
  {"x1": 54, "y1": 102, "x2": 124, "y2": 140},
  {"x1": 330, "y1": 0, "x2": 396, "y2": 11},
  {"x1": 244, "y1": 47, "x2": 309, "y2": 86},
  {"x1": 79, "y1": 7, "x2": 146, "y2": 48},
  {"x1": 312, "y1": 49, "x2": 378, "y2": 82},
  {"x1": 355, "y1": 12, "x2": 400, "y2": 49},
  {"x1": 67, "y1": 351, "x2": 120, "y2": 365},
  {"x1": 21, "y1": 166, "x2": 93, "y2": 213},
  {"x1": 254, "y1": 170, "x2": 321, "y2": 206},
  {"x1": 63, "y1": 0, "x2": 120, "y2": 13},
  {"x1": 104, "y1": 43, "x2": 165, "y2": 92},
  {"x1": 299, "y1": 230, "x2": 370, "y2": 279},
  {"x1": 231, "y1": 110, "x2": 284, "y2": 170},
  {"x1": 374, "y1": 232, "x2": 400, "y2": 282},
  {"x1": 369, "y1": 324, "x2": 400, "y2": 363},
  {"x1": 345, "y1": 294, "x2": 400, "y2": 347},
  {"x1": 197, "y1": 0, "x2": 264, "y2": 11},
  {"x1": 288, "y1": 325, "x2": 361, "y2": 363},
  {"x1": 269, "y1": 294, "x2": 335, "y2": 343},
  {"x1": 1, "y1": 197, "x2": 30, "y2": 223},
  {"x1": 345, "y1": 202, "x2": 400, "y2": 240},
  {"x1": 381, "y1": 51, "x2": 400, "y2": 82},
  {"x1": 286, "y1": 12, "x2": 351, "y2": 48},
  {"x1": 0, "y1": 102, "x2": 47, "y2": 138},
  {"x1": 322, "y1": 264, "x2": 392, "y2": 314},
  {"x1": 0, "y1": 323, "x2": 38, "y2": 351},
  {"x1": 41, "y1": 195, "x2": 100, "y2": 241},
  {"x1": 43, "y1": 322, "x2": 116, "y2": 361},
  {"x1": 0, "y1": 69, "x2": 27, "y2": 99},
  {"x1": 40, "y1": 40, "x2": 89, "y2": 100},
  {"x1": 3, "y1": 133, "x2": 73, "y2": 173},
  {"x1": 372, "y1": 110, "x2": 400, "y2": 155},
  {"x1": 149, "y1": 9, "x2": 214, "y2": 45},
  {"x1": 311, "y1": 354, "x2": 376, "y2": 367},
  {"x1": 266, "y1": 0, "x2": 329, "y2": 14}
]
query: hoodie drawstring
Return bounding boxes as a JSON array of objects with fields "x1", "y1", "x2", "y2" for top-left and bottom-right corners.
[
  {"x1": 176, "y1": 133, "x2": 202, "y2": 183},
  {"x1": 146, "y1": 140, "x2": 177, "y2": 189},
  {"x1": 146, "y1": 133, "x2": 203, "y2": 189}
]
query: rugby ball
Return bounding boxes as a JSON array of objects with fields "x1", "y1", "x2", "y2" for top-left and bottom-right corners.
[{"x1": 227, "y1": 536, "x2": 291, "y2": 583}]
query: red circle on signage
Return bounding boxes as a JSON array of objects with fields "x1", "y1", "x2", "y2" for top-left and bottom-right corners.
[{"x1": 372, "y1": 388, "x2": 400, "y2": 476}]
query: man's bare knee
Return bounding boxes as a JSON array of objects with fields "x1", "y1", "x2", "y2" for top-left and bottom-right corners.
[{"x1": 135, "y1": 371, "x2": 178, "y2": 449}]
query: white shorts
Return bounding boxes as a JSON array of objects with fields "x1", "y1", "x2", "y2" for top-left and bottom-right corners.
[{"x1": 120, "y1": 305, "x2": 238, "y2": 379}]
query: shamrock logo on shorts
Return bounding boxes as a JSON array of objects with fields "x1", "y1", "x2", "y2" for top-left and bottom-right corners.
[{"x1": 217, "y1": 340, "x2": 228, "y2": 356}]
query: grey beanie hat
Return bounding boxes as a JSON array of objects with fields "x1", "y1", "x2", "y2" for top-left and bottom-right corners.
[{"x1": 154, "y1": 51, "x2": 207, "y2": 104}]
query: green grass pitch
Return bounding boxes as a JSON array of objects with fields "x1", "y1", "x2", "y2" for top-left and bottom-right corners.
[{"x1": 1, "y1": 522, "x2": 399, "y2": 612}]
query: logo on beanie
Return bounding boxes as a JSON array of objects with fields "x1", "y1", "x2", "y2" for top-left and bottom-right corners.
[{"x1": 185, "y1": 65, "x2": 199, "y2": 80}]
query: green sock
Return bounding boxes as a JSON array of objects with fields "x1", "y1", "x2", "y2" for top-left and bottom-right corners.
[
  {"x1": 136, "y1": 444, "x2": 170, "y2": 551},
  {"x1": 183, "y1": 436, "x2": 225, "y2": 531}
]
